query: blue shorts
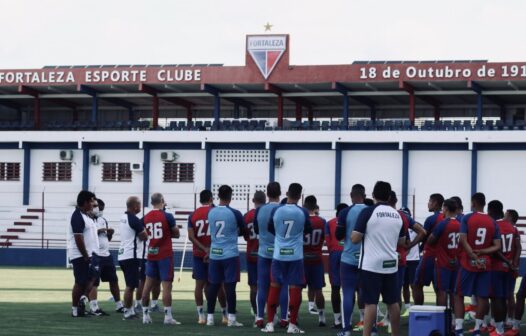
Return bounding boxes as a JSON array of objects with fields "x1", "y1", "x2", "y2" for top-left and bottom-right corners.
[
  {"x1": 490, "y1": 271, "x2": 510, "y2": 299},
  {"x1": 119, "y1": 258, "x2": 145, "y2": 289},
  {"x1": 434, "y1": 266, "x2": 457, "y2": 293},
  {"x1": 304, "y1": 263, "x2": 326, "y2": 290},
  {"x1": 247, "y1": 261, "x2": 258, "y2": 286},
  {"x1": 329, "y1": 251, "x2": 342, "y2": 287},
  {"x1": 192, "y1": 256, "x2": 208, "y2": 281},
  {"x1": 71, "y1": 257, "x2": 98, "y2": 286},
  {"x1": 414, "y1": 256, "x2": 435, "y2": 286},
  {"x1": 92, "y1": 254, "x2": 118, "y2": 286},
  {"x1": 397, "y1": 266, "x2": 406, "y2": 293},
  {"x1": 271, "y1": 259, "x2": 305, "y2": 286},
  {"x1": 208, "y1": 257, "x2": 240, "y2": 284},
  {"x1": 404, "y1": 260, "x2": 419, "y2": 286},
  {"x1": 360, "y1": 270, "x2": 399, "y2": 305},
  {"x1": 455, "y1": 268, "x2": 491, "y2": 298},
  {"x1": 145, "y1": 257, "x2": 174, "y2": 282},
  {"x1": 257, "y1": 256, "x2": 272, "y2": 287}
]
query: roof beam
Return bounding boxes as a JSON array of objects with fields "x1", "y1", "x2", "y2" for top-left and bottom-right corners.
[
  {"x1": 79, "y1": 84, "x2": 135, "y2": 109},
  {"x1": 401, "y1": 82, "x2": 440, "y2": 107},
  {"x1": 140, "y1": 83, "x2": 194, "y2": 109},
  {"x1": 334, "y1": 82, "x2": 375, "y2": 108},
  {"x1": 470, "y1": 81, "x2": 505, "y2": 107}
]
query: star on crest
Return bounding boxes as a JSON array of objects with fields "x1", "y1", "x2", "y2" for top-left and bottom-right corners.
[{"x1": 264, "y1": 22, "x2": 273, "y2": 32}]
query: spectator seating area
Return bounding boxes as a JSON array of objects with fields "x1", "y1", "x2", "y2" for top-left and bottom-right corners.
[{"x1": 0, "y1": 118, "x2": 525, "y2": 131}]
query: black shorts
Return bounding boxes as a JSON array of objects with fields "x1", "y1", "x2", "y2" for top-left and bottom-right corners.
[
  {"x1": 119, "y1": 258, "x2": 145, "y2": 289},
  {"x1": 359, "y1": 270, "x2": 399, "y2": 305},
  {"x1": 92, "y1": 255, "x2": 118, "y2": 286},
  {"x1": 71, "y1": 257, "x2": 98, "y2": 286},
  {"x1": 404, "y1": 260, "x2": 419, "y2": 286}
]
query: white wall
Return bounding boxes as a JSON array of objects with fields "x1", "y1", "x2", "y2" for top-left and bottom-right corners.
[
  {"x1": 89, "y1": 149, "x2": 143, "y2": 210},
  {"x1": 408, "y1": 150, "x2": 471, "y2": 223},
  {"x1": 274, "y1": 150, "x2": 335, "y2": 218},
  {"x1": 341, "y1": 150, "x2": 403, "y2": 207},
  {"x1": 29, "y1": 149, "x2": 83, "y2": 207},
  {"x1": 149, "y1": 149, "x2": 206, "y2": 210},
  {"x1": 0, "y1": 149, "x2": 24, "y2": 207},
  {"x1": 478, "y1": 151, "x2": 526, "y2": 215},
  {"x1": 211, "y1": 149, "x2": 269, "y2": 212}
]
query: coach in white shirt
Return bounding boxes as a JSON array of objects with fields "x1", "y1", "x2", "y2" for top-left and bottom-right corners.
[
  {"x1": 67, "y1": 190, "x2": 99, "y2": 317},
  {"x1": 351, "y1": 181, "x2": 405, "y2": 336}
]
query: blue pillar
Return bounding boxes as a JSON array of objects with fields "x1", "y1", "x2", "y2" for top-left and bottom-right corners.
[
  {"x1": 91, "y1": 95, "x2": 98, "y2": 124},
  {"x1": 370, "y1": 105, "x2": 377, "y2": 122},
  {"x1": 22, "y1": 143, "x2": 31, "y2": 205},
  {"x1": 233, "y1": 103, "x2": 240, "y2": 119},
  {"x1": 334, "y1": 143, "x2": 342, "y2": 206},
  {"x1": 142, "y1": 143, "x2": 150, "y2": 207},
  {"x1": 128, "y1": 107, "x2": 133, "y2": 122},
  {"x1": 342, "y1": 94, "x2": 349, "y2": 129},
  {"x1": 401, "y1": 144, "x2": 409, "y2": 208},
  {"x1": 205, "y1": 143, "x2": 212, "y2": 190},
  {"x1": 82, "y1": 145, "x2": 89, "y2": 190},
  {"x1": 269, "y1": 143, "x2": 276, "y2": 182},
  {"x1": 213, "y1": 95, "x2": 221, "y2": 124},
  {"x1": 476, "y1": 92, "x2": 483, "y2": 124},
  {"x1": 471, "y1": 144, "x2": 478, "y2": 195}
]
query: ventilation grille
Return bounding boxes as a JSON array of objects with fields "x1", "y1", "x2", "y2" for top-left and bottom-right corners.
[
  {"x1": 214, "y1": 150, "x2": 269, "y2": 163},
  {"x1": 212, "y1": 184, "x2": 267, "y2": 202}
]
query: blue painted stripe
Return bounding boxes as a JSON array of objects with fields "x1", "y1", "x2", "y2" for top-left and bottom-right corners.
[
  {"x1": 476, "y1": 143, "x2": 526, "y2": 150},
  {"x1": 471, "y1": 144, "x2": 478, "y2": 195},
  {"x1": 84, "y1": 142, "x2": 140, "y2": 150},
  {"x1": 22, "y1": 143, "x2": 31, "y2": 205},
  {"x1": 269, "y1": 143, "x2": 276, "y2": 182},
  {"x1": 143, "y1": 143, "x2": 150, "y2": 207},
  {"x1": 401, "y1": 144, "x2": 409, "y2": 208},
  {"x1": 406, "y1": 143, "x2": 468, "y2": 151},
  {"x1": 0, "y1": 143, "x2": 19, "y2": 149},
  {"x1": 144, "y1": 142, "x2": 201, "y2": 150},
  {"x1": 207, "y1": 142, "x2": 266, "y2": 150},
  {"x1": 334, "y1": 143, "x2": 342, "y2": 206},
  {"x1": 82, "y1": 146, "x2": 89, "y2": 190},
  {"x1": 27, "y1": 142, "x2": 78, "y2": 150},
  {"x1": 340, "y1": 143, "x2": 398, "y2": 150},
  {"x1": 205, "y1": 143, "x2": 212, "y2": 190},
  {"x1": 273, "y1": 143, "x2": 332, "y2": 150}
]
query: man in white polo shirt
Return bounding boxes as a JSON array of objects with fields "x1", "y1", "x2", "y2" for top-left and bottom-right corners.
[
  {"x1": 68, "y1": 190, "x2": 99, "y2": 317},
  {"x1": 351, "y1": 181, "x2": 405, "y2": 336}
]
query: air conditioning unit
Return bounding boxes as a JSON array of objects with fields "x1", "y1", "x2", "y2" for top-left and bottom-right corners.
[
  {"x1": 60, "y1": 150, "x2": 73, "y2": 161},
  {"x1": 90, "y1": 154, "x2": 100, "y2": 165},
  {"x1": 161, "y1": 151, "x2": 178, "y2": 162},
  {"x1": 131, "y1": 163, "x2": 143, "y2": 171},
  {"x1": 275, "y1": 157, "x2": 284, "y2": 168}
]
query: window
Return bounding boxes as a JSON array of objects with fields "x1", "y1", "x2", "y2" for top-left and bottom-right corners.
[
  {"x1": 163, "y1": 162, "x2": 194, "y2": 183},
  {"x1": 0, "y1": 162, "x2": 20, "y2": 181},
  {"x1": 102, "y1": 163, "x2": 132, "y2": 182},
  {"x1": 42, "y1": 162, "x2": 72, "y2": 182}
]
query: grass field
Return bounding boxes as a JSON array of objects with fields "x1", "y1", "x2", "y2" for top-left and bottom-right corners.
[{"x1": 0, "y1": 267, "x2": 523, "y2": 335}]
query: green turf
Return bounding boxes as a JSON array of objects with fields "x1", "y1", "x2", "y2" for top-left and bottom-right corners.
[{"x1": 0, "y1": 267, "x2": 523, "y2": 335}]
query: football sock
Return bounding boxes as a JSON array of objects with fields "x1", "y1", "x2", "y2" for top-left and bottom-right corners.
[
  {"x1": 72, "y1": 306, "x2": 78, "y2": 316},
  {"x1": 308, "y1": 301, "x2": 315, "y2": 311},
  {"x1": 142, "y1": 306, "x2": 149, "y2": 316},
  {"x1": 289, "y1": 287, "x2": 302, "y2": 325},
  {"x1": 256, "y1": 282, "x2": 268, "y2": 319},
  {"x1": 360, "y1": 309, "x2": 365, "y2": 321},
  {"x1": 266, "y1": 286, "x2": 280, "y2": 323},
  {"x1": 228, "y1": 313, "x2": 236, "y2": 322},
  {"x1": 334, "y1": 313, "x2": 341, "y2": 325},
  {"x1": 151, "y1": 300, "x2": 158, "y2": 307},
  {"x1": 206, "y1": 283, "x2": 220, "y2": 314},
  {"x1": 495, "y1": 321, "x2": 504, "y2": 334},
  {"x1": 455, "y1": 318, "x2": 464, "y2": 330},
  {"x1": 197, "y1": 305, "x2": 204, "y2": 316},
  {"x1": 224, "y1": 282, "x2": 237, "y2": 315},
  {"x1": 164, "y1": 306, "x2": 172, "y2": 319},
  {"x1": 319, "y1": 309, "x2": 326, "y2": 323},
  {"x1": 89, "y1": 300, "x2": 99, "y2": 312},
  {"x1": 280, "y1": 285, "x2": 289, "y2": 320},
  {"x1": 115, "y1": 301, "x2": 124, "y2": 309}
]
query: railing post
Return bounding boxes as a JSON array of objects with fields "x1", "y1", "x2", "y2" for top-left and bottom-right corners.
[{"x1": 41, "y1": 190, "x2": 45, "y2": 248}]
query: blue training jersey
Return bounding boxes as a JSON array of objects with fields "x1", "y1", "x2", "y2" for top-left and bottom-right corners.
[
  {"x1": 208, "y1": 205, "x2": 245, "y2": 260},
  {"x1": 338, "y1": 203, "x2": 367, "y2": 266},
  {"x1": 254, "y1": 202, "x2": 280, "y2": 259},
  {"x1": 270, "y1": 203, "x2": 311, "y2": 261}
]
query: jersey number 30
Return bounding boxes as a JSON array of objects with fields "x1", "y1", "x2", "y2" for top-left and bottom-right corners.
[{"x1": 146, "y1": 222, "x2": 163, "y2": 239}]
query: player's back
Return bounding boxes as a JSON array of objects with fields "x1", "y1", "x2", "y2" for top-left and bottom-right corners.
[
  {"x1": 208, "y1": 205, "x2": 244, "y2": 260},
  {"x1": 272, "y1": 204, "x2": 310, "y2": 261},
  {"x1": 493, "y1": 219, "x2": 518, "y2": 272},
  {"x1": 118, "y1": 212, "x2": 145, "y2": 261},
  {"x1": 143, "y1": 209, "x2": 175, "y2": 261},
  {"x1": 460, "y1": 212, "x2": 498, "y2": 271},
  {"x1": 304, "y1": 215, "x2": 325, "y2": 264},
  {"x1": 435, "y1": 218, "x2": 461, "y2": 269},
  {"x1": 396, "y1": 211, "x2": 411, "y2": 266},
  {"x1": 325, "y1": 217, "x2": 343, "y2": 254},
  {"x1": 244, "y1": 208, "x2": 259, "y2": 263},
  {"x1": 188, "y1": 205, "x2": 212, "y2": 257},
  {"x1": 422, "y1": 212, "x2": 444, "y2": 257},
  {"x1": 339, "y1": 203, "x2": 367, "y2": 266},
  {"x1": 256, "y1": 202, "x2": 280, "y2": 259}
]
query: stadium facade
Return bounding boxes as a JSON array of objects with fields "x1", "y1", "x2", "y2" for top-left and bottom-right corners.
[{"x1": 0, "y1": 34, "x2": 525, "y2": 255}]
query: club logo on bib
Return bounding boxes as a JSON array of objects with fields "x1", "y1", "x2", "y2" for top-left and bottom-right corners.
[{"x1": 247, "y1": 35, "x2": 286, "y2": 80}]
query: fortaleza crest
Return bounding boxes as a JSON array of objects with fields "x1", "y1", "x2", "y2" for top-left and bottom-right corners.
[{"x1": 247, "y1": 35, "x2": 286, "y2": 80}]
